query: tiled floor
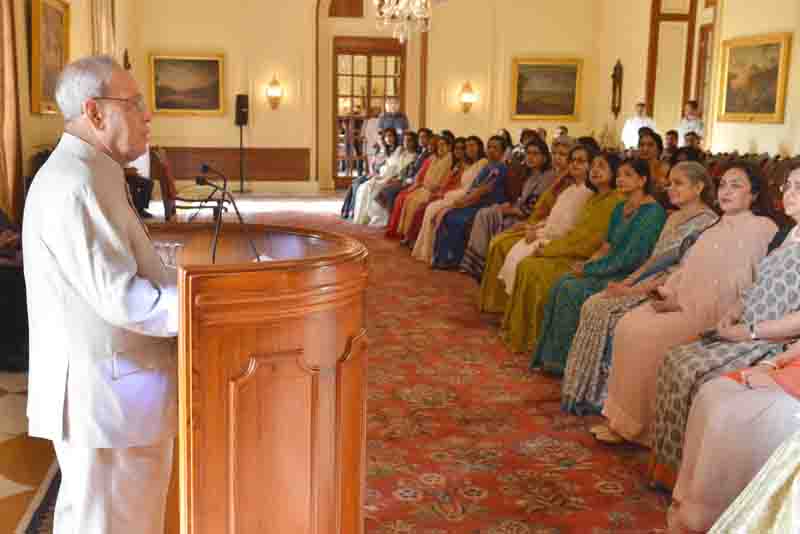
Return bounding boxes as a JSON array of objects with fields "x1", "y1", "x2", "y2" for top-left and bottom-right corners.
[{"x1": 0, "y1": 372, "x2": 55, "y2": 534}]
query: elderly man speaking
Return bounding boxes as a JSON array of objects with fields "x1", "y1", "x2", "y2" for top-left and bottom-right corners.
[{"x1": 23, "y1": 55, "x2": 178, "y2": 533}]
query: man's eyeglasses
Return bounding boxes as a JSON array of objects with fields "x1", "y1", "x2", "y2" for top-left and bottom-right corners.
[{"x1": 93, "y1": 94, "x2": 147, "y2": 113}]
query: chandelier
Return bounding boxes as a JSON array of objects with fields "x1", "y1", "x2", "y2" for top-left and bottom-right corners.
[{"x1": 373, "y1": 0, "x2": 436, "y2": 43}]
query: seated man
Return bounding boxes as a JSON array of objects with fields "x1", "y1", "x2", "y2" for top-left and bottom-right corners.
[{"x1": 0, "y1": 208, "x2": 27, "y2": 371}]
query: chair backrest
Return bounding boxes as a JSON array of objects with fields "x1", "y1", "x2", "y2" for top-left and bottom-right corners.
[{"x1": 150, "y1": 147, "x2": 177, "y2": 221}]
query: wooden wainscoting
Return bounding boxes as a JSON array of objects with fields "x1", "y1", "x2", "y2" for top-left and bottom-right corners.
[{"x1": 163, "y1": 147, "x2": 311, "y2": 181}]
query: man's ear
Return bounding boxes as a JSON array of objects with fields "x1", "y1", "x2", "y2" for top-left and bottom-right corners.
[{"x1": 83, "y1": 100, "x2": 104, "y2": 129}]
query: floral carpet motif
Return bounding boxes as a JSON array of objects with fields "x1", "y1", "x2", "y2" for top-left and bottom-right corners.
[{"x1": 247, "y1": 209, "x2": 670, "y2": 534}]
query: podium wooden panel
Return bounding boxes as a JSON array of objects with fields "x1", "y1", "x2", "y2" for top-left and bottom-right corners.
[{"x1": 150, "y1": 223, "x2": 369, "y2": 534}]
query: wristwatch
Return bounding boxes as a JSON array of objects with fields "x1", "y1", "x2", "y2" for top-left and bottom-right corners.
[{"x1": 748, "y1": 322, "x2": 759, "y2": 341}]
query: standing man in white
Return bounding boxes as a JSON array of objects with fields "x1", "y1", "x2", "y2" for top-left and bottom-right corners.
[
  {"x1": 620, "y1": 101, "x2": 657, "y2": 150},
  {"x1": 677, "y1": 99, "x2": 704, "y2": 146},
  {"x1": 23, "y1": 55, "x2": 179, "y2": 534}
]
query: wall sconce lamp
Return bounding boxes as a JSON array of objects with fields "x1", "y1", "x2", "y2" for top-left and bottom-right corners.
[
  {"x1": 459, "y1": 82, "x2": 478, "y2": 113},
  {"x1": 266, "y1": 75, "x2": 284, "y2": 109}
]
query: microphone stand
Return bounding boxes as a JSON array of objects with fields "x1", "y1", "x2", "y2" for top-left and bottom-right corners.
[{"x1": 198, "y1": 167, "x2": 261, "y2": 264}]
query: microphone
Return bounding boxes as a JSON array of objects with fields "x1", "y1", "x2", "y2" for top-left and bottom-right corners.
[
  {"x1": 200, "y1": 163, "x2": 228, "y2": 191},
  {"x1": 195, "y1": 176, "x2": 222, "y2": 189}
]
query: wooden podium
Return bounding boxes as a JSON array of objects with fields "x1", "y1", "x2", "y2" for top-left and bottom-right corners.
[{"x1": 150, "y1": 223, "x2": 369, "y2": 534}]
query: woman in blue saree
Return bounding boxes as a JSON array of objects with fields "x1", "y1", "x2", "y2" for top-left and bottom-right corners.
[
  {"x1": 531, "y1": 158, "x2": 667, "y2": 375},
  {"x1": 431, "y1": 135, "x2": 509, "y2": 269}
]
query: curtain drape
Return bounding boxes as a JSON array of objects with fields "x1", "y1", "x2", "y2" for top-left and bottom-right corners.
[
  {"x1": 91, "y1": 0, "x2": 116, "y2": 56},
  {"x1": 0, "y1": 0, "x2": 23, "y2": 223}
]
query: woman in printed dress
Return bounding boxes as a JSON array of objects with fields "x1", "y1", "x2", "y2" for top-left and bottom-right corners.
[
  {"x1": 460, "y1": 136, "x2": 556, "y2": 281},
  {"x1": 593, "y1": 161, "x2": 778, "y2": 451},
  {"x1": 647, "y1": 164, "x2": 800, "y2": 490},
  {"x1": 561, "y1": 162, "x2": 718, "y2": 415}
]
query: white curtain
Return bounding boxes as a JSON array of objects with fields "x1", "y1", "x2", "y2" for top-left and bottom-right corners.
[{"x1": 91, "y1": 0, "x2": 116, "y2": 56}]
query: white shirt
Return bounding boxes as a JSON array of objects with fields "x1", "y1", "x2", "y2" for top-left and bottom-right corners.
[
  {"x1": 621, "y1": 115, "x2": 657, "y2": 149},
  {"x1": 678, "y1": 117, "x2": 704, "y2": 146}
]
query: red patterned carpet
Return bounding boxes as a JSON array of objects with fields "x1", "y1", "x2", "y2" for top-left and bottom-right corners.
[{"x1": 247, "y1": 204, "x2": 670, "y2": 534}]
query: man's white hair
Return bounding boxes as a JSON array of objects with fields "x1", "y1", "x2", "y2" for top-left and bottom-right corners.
[{"x1": 55, "y1": 55, "x2": 122, "y2": 122}]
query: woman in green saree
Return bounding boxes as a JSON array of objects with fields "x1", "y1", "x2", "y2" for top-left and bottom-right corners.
[{"x1": 501, "y1": 151, "x2": 624, "y2": 353}]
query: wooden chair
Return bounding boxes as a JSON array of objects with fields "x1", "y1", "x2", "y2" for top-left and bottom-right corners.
[{"x1": 149, "y1": 147, "x2": 227, "y2": 222}]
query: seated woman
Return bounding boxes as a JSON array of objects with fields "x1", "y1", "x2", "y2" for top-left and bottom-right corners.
[
  {"x1": 495, "y1": 145, "x2": 596, "y2": 298},
  {"x1": 393, "y1": 135, "x2": 454, "y2": 239},
  {"x1": 460, "y1": 136, "x2": 556, "y2": 281},
  {"x1": 341, "y1": 127, "x2": 398, "y2": 219},
  {"x1": 595, "y1": 161, "x2": 779, "y2": 448},
  {"x1": 352, "y1": 129, "x2": 418, "y2": 225},
  {"x1": 667, "y1": 341, "x2": 800, "y2": 534},
  {"x1": 373, "y1": 128, "x2": 433, "y2": 225},
  {"x1": 384, "y1": 135, "x2": 441, "y2": 237},
  {"x1": 561, "y1": 162, "x2": 718, "y2": 415},
  {"x1": 403, "y1": 137, "x2": 468, "y2": 247},
  {"x1": 411, "y1": 137, "x2": 488, "y2": 263},
  {"x1": 0, "y1": 209, "x2": 27, "y2": 371},
  {"x1": 531, "y1": 158, "x2": 667, "y2": 375},
  {"x1": 648, "y1": 164, "x2": 800, "y2": 490},
  {"x1": 638, "y1": 129, "x2": 673, "y2": 210},
  {"x1": 706, "y1": 429, "x2": 800, "y2": 533},
  {"x1": 430, "y1": 136, "x2": 509, "y2": 269},
  {"x1": 501, "y1": 150, "x2": 624, "y2": 353},
  {"x1": 478, "y1": 137, "x2": 576, "y2": 312}
]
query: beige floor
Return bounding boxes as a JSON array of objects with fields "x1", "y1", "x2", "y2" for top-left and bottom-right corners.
[{"x1": 0, "y1": 372, "x2": 55, "y2": 534}]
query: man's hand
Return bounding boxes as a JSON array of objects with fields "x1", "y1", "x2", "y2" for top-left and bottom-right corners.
[{"x1": 0, "y1": 230, "x2": 20, "y2": 250}]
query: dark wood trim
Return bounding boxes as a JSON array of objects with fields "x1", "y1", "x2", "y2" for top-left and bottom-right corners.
[
  {"x1": 683, "y1": 0, "x2": 698, "y2": 106},
  {"x1": 705, "y1": 0, "x2": 716, "y2": 7},
  {"x1": 645, "y1": 0, "x2": 662, "y2": 116},
  {"x1": 333, "y1": 36, "x2": 404, "y2": 55},
  {"x1": 645, "y1": 0, "x2": 699, "y2": 116},
  {"x1": 328, "y1": 0, "x2": 363, "y2": 18},
  {"x1": 162, "y1": 147, "x2": 311, "y2": 182},
  {"x1": 420, "y1": 31, "x2": 429, "y2": 128},
  {"x1": 695, "y1": 23, "x2": 714, "y2": 117}
]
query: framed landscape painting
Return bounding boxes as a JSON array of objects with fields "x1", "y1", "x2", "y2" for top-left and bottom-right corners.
[
  {"x1": 149, "y1": 54, "x2": 225, "y2": 115},
  {"x1": 30, "y1": 0, "x2": 70, "y2": 114},
  {"x1": 718, "y1": 32, "x2": 793, "y2": 123},
  {"x1": 511, "y1": 58, "x2": 583, "y2": 121}
]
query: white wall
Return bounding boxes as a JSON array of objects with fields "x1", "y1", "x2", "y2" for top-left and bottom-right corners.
[{"x1": 710, "y1": 0, "x2": 800, "y2": 155}]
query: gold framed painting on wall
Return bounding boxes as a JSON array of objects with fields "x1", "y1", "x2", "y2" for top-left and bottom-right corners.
[
  {"x1": 30, "y1": 0, "x2": 70, "y2": 114},
  {"x1": 149, "y1": 54, "x2": 225, "y2": 115},
  {"x1": 717, "y1": 32, "x2": 793, "y2": 124},
  {"x1": 511, "y1": 58, "x2": 583, "y2": 121}
]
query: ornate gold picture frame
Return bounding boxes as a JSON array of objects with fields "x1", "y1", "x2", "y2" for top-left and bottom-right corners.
[
  {"x1": 511, "y1": 58, "x2": 583, "y2": 121},
  {"x1": 717, "y1": 32, "x2": 793, "y2": 124},
  {"x1": 149, "y1": 54, "x2": 225, "y2": 116},
  {"x1": 30, "y1": 0, "x2": 70, "y2": 114}
]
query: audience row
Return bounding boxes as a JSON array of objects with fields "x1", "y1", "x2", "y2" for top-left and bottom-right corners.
[{"x1": 341, "y1": 126, "x2": 800, "y2": 533}]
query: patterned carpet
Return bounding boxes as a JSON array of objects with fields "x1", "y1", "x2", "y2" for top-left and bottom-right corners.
[{"x1": 17, "y1": 197, "x2": 670, "y2": 533}]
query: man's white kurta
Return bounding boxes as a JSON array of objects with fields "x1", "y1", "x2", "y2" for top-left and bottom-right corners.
[{"x1": 23, "y1": 133, "x2": 178, "y2": 448}]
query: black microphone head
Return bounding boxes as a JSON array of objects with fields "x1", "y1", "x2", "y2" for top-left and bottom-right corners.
[
  {"x1": 200, "y1": 163, "x2": 210, "y2": 174},
  {"x1": 195, "y1": 176, "x2": 207, "y2": 186}
]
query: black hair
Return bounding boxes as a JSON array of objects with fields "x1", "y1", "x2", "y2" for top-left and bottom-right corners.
[
  {"x1": 639, "y1": 130, "x2": 664, "y2": 156},
  {"x1": 496, "y1": 129, "x2": 513, "y2": 149},
  {"x1": 418, "y1": 128, "x2": 434, "y2": 138},
  {"x1": 520, "y1": 128, "x2": 535, "y2": 143},
  {"x1": 576, "y1": 136, "x2": 601, "y2": 157},
  {"x1": 670, "y1": 146, "x2": 705, "y2": 167},
  {"x1": 440, "y1": 130, "x2": 455, "y2": 145},
  {"x1": 402, "y1": 130, "x2": 419, "y2": 152},
  {"x1": 666, "y1": 129, "x2": 679, "y2": 138},
  {"x1": 488, "y1": 134, "x2": 509, "y2": 153},
  {"x1": 452, "y1": 136, "x2": 468, "y2": 167},
  {"x1": 465, "y1": 135, "x2": 486, "y2": 162},
  {"x1": 718, "y1": 159, "x2": 771, "y2": 217},
  {"x1": 686, "y1": 100, "x2": 699, "y2": 110},
  {"x1": 525, "y1": 136, "x2": 552, "y2": 171},
  {"x1": 621, "y1": 157, "x2": 654, "y2": 194},
  {"x1": 586, "y1": 151, "x2": 621, "y2": 192},
  {"x1": 568, "y1": 144, "x2": 596, "y2": 189},
  {"x1": 557, "y1": 125, "x2": 569, "y2": 135}
]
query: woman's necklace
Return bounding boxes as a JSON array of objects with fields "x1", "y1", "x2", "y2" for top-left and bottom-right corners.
[{"x1": 623, "y1": 196, "x2": 644, "y2": 218}]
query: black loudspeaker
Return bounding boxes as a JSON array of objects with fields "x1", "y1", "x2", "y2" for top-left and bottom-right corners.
[{"x1": 235, "y1": 94, "x2": 249, "y2": 126}]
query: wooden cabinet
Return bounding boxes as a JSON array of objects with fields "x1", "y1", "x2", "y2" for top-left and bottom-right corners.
[{"x1": 151, "y1": 224, "x2": 369, "y2": 534}]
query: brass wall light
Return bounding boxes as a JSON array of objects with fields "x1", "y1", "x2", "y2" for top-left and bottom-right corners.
[
  {"x1": 266, "y1": 75, "x2": 284, "y2": 109},
  {"x1": 459, "y1": 82, "x2": 478, "y2": 113}
]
